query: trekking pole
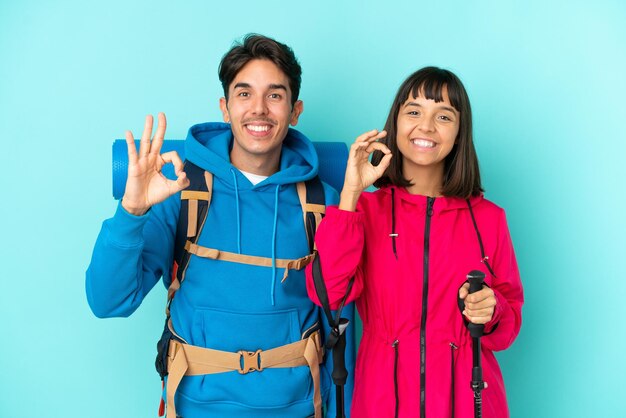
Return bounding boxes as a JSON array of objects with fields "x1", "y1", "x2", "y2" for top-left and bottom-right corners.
[
  {"x1": 328, "y1": 318, "x2": 349, "y2": 418},
  {"x1": 312, "y1": 255, "x2": 353, "y2": 418},
  {"x1": 467, "y1": 270, "x2": 486, "y2": 418}
]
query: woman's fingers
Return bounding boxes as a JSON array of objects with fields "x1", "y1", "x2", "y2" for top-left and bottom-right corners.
[
  {"x1": 355, "y1": 129, "x2": 387, "y2": 143},
  {"x1": 376, "y1": 152, "x2": 393, "y2": 175},
  {"x1": 365, "y1": 141, "x2": 391, "y2": 155},
  {"x1": 354, "y1": 129, "x2": 379, "y2": 143},
  {"x1": 351, "y1": 132, "x2": 389, "y2": 160},
  {"x1": 463, "y1": 313, "x2": 493, "y2": 325},
  {"x1": 460, "y1": 284, "x2": 496, "y2": 323},
  {"x1": 465, "y1": 288, "x2": 495, "y2": 304}
]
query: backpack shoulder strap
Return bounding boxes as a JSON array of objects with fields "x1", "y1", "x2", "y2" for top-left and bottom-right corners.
[
  {"x1": 168, "y1": 162, "x2": 213, "y2": 307},
  {"x1": 296, "y1": 176, "x2": 326, "y2": 253},
  {"x1": 298, "y1": 177, "x2": 352, "y2": 415}
]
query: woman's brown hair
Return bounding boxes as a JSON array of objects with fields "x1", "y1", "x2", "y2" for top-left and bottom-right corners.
[{"x1": 372, "y1": 66, "x2": 483, "y2": 198}]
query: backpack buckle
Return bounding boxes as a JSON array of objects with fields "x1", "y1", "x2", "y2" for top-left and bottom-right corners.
[{"x1": 238, "y1": 349, "x2": 263, "y2": 374}]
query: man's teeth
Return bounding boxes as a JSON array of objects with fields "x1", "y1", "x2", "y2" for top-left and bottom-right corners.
[
  {"x1": 247, "y1": 125, "x2": 270, "y2": 132},
  {"x1": 412, "y1": 139, "x2": 435, "y2": 148}
]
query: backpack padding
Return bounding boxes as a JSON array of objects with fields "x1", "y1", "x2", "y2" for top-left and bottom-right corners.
[
  {"x1": 112, "y1": 139, "x2": 348, "y2": 199},
  {"x1": 173, "y1": 162, "x2": 209, "y2": 269},
  {"x1": 302, "y1": 177, "x2": 326, "y2": 253}
]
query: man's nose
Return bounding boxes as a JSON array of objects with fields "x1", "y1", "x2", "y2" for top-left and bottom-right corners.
[{"x1": 251, "y1": 96, "x2": 268, "y2": 115}]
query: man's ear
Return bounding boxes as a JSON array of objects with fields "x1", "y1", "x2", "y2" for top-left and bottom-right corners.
[
  {"x1": 289, "y1": 100, "x2": 304, "y2": 126},
  {"x1": 219, "y1": 97, "x2": 230, "y2": 123}
]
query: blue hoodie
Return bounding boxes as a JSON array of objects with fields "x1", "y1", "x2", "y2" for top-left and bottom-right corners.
[{"x1": 86, "y1": 122, "x2": 349, "y2": 417}]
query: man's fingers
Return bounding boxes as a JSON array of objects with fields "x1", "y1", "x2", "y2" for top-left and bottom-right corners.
[
  {"x1": 125, "y1": 130, "x2": 138, "y2": 164},
  {"x1": 176, "y1": 172, "x2": 190, "y2": 190},
  {"x1": 150, "y1": 112, "x2": 167, "y2": 156},
  {"x1": 139, "y1": 114, "x2": 154, "y2": 158},
  {"x1": 167, "y1": 174, "x2": 190, "y2": 194},
  {"x1": 161, "y1": 151, "x2": 185, "y2": 174}
]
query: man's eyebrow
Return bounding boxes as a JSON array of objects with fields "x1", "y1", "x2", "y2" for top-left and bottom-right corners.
[
  {"x1": 233, "y1": 82, "x2": 288, "y2": 91},
  {"x1": 268, "y1": 83, "x2": 287, "y2": 91},
  {"x1": 405, "y1": 102, "x2": 457, "y2": 113}
]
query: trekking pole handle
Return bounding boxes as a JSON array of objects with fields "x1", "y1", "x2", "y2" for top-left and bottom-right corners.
[
  {"x1": 466, "y1": 270, "x2": 485, "y2": 338},
  {"x1": 331, "y1": 318, "x2": 350, "y2": 386},
  {"x1": 467, "y1": 270, "x2": 485, "y2": 294}
]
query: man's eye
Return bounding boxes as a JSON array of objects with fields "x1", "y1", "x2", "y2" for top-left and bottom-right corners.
[
  {"x1": 269, "y1": 93, "x2": 282, "y2": 99},
  {"x1": 238, "y1": 92, "x2": 249, "y2": 97}
]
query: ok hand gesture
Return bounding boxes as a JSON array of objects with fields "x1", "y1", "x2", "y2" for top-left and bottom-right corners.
[
  {"x1": 121, "y1": 113, "x2": 190, "y2": 216},
  {"x1": 339, "y1": 129, "x2": 392, "y2": 211}
]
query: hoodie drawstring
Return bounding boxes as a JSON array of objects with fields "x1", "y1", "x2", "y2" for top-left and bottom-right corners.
[
  {"x1": 229, "y1": 169, "x2": 280, "y2": 305},
  {"x1": 390, "y1": 188, "x2": 398, "y2": 259},
  {"x1": 230, "y1": 169, "x2": 242, "y2": 254},
  {"x1": 270, "y1": 185, "x2": 280, "y2": 305}
]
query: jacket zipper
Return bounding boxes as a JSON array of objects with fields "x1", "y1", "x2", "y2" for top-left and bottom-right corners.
[
  {"x1": 420, "y1": 197, "x2": 435, "y2": 418},
  {"x1": 393, "y1": 339, "x2": 400, "y2": 418},
  {"x1": 449, "y1": 342, "x2": 458, "y2": 418}
]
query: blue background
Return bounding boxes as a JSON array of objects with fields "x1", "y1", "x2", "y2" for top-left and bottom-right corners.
[{"x1": 1, "y1": 1, "x2": 624, "y2": 417}]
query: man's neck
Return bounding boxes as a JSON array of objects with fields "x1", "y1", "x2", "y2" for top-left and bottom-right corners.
[{"x1": 230, "y1": 151, "x2": 281, "y2": 176}]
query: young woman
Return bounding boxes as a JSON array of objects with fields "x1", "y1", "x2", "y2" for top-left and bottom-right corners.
[{"x1": 306, "y1": 67, "x2": 523, "y2": 418}]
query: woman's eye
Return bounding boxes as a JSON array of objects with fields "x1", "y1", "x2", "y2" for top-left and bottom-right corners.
[{"x1": 408, "y1": 111, "x2": 419, "y2": 116}]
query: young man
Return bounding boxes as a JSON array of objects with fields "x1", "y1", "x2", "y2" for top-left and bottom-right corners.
[{"x1": 86, "y1": 34, "x2": 352, "y2": 418}]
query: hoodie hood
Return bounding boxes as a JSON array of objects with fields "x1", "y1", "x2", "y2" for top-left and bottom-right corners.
[
  {"x1": 381, "y1": 185, "x2": 484, "y2": 213},
  {"x1": 183, "y1": 121, "x2": 322, "y2": 306},
  {"x1": 184, "y1": 122, "x2": 319, "y2": 188}
]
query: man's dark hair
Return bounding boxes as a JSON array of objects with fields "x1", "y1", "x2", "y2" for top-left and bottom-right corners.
[
  {"x1": 218, "y1": 34, "x2": 302, "y2": 106},
  {"x1": 372, "y1": 66, "x2": 483, "y2": 199}
]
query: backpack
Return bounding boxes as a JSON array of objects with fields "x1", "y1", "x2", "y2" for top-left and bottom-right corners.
[{"x1": 155, "y1": 160, "x2": 328, "y2": 417}]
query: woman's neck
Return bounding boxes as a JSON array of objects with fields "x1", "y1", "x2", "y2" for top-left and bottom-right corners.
[{"x1": 403, "y1": 164, "x2": 444, "y2": 197}]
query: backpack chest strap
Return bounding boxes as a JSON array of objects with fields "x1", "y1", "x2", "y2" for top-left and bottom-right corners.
[{"x1": 184, "y1": 241, "x2": 315, "y2": 282}]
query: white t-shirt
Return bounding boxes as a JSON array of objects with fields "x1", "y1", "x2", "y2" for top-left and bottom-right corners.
[{"x1": 240, "y1": 170, "x2": 269, "y2": 186}]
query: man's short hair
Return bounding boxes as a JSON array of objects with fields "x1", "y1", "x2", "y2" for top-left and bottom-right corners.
[{"x1": 218, "y1": 34, "x2": 302, "y2": 106}]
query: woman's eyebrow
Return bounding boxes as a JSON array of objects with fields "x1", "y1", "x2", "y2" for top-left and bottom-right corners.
[{"x1": 404, "y1": 102, "x2": 457, "y2": 113}]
